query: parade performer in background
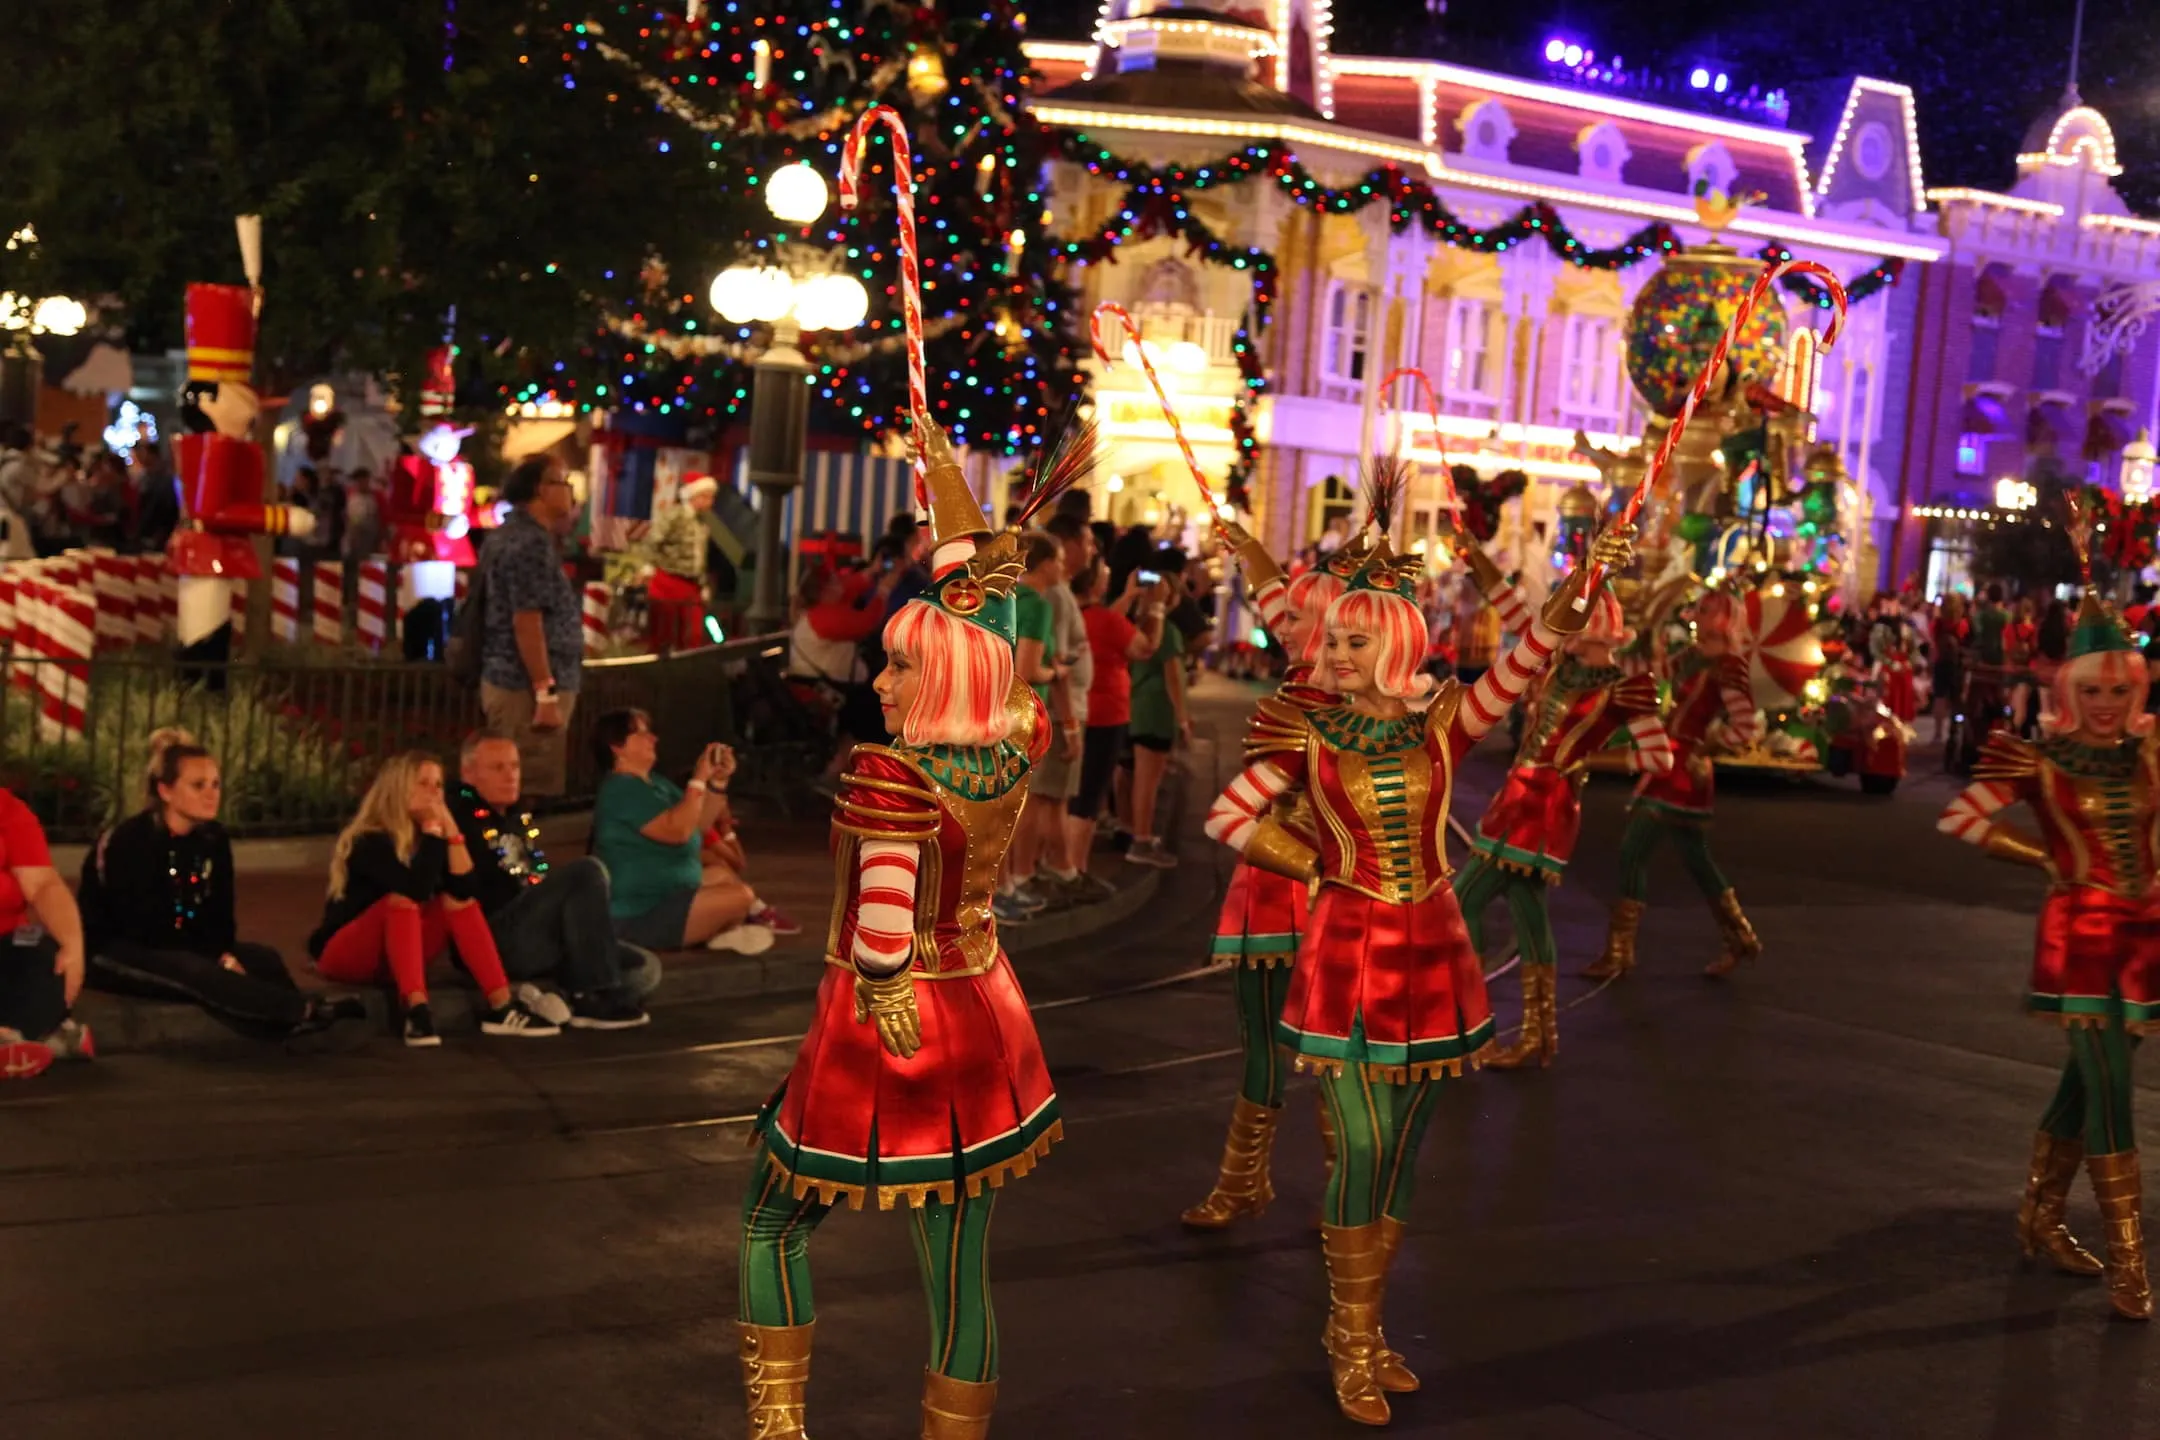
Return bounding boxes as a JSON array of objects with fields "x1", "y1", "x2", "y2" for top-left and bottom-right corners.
[
  {"x1": 1938, "y1": 567, "x2": 2158, "y2": 1322},
  {"x1": 1177, "y1": 518, "x2": 1347, "y2": 1229},
  {"x1": 1448, "y1": 519, "x2": 1673, "y2": 1069},
  {"x1": 647, "y1": 474, "x2": 718, "y2": 651},
  {"x1": 1585, "y1": 590, "x2": 1763, "y2": 981},
  {"x1": 169, "y1": 282, "x2": 315, "y2": 658},
  {"x1": 1205, "y1": 462, "x2": 1633, "y2": 1425},
  {"x1": 735, "y1": 417, "x2": 1069, "y2": 1440}
]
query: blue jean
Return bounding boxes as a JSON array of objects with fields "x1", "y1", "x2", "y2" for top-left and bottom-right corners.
[{"x1": 488, "y1": 857, "x2": 660, "y2": 1000}]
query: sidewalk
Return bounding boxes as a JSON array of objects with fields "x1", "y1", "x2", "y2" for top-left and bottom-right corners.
[{"x1": 68, "y1": 805, "x2": 1167, "y2": 1052}]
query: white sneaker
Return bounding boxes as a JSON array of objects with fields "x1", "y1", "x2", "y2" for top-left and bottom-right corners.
[
  {"x1": 707, "y1": 924, "x2": 777, "y2": 955},
  {"x1": 515, "y1": 983, "x2": 574, "y2": 1028}
]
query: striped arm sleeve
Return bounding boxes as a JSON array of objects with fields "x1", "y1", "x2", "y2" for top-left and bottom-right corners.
[
  {"x1": 1481, "y1": 579, "x2": 1535, "y2": 637},
  {"x1": 1717, "y1": 661, "x2": 1763, "y2": 747},
  {"x1": 1206, "y1": 759, "x2": 1296, "y2": 852},
  {"x1": 1938, "y1": 781, "x2": 2014, "y2": 847},
  {"x1": 850, "y1": 838, "x2": 920, "y2": 977},
  {"x1": 1252, "y1": 578, "x2": 1291, "y2": 647},
  {"x1": 1459, "y1": 624, "x2": 1558, "y2": 743},
  {"x1": 1624, "y1": 714, "x2": 1675, "y2": 774}
]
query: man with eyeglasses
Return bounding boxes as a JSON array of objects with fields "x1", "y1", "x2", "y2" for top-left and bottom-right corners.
[{"x1": 478, "y1": 455, "x2": 586, "y2": 797}]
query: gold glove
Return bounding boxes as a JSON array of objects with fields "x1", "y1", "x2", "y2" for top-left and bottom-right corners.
[
  {"x1": 1456, "y1": 539, "x2": 1507, "y2": 598},
  {"x1": 1218, "y1": 518, "x2": 1284, "y2": 592},
  {"x1": 853, "y1": 968, "x2": 923, "y2": 1058},
  {"x1": 1983, "y1": 825, "x2": 2049, "y2": 870},
  {"x1": 1244, "y1": 817, "x2": 1321, "y2": 884},
  {"x1": 1542, "y1": 524, "x2": 1636, "y2": 633}
]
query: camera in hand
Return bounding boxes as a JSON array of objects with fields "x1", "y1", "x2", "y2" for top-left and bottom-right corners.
[{"x1": 1136, "y1": 568, "x2": 1161, "y2": 587}]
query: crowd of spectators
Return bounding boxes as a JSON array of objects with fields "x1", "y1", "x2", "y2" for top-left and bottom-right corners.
[{"x1": 0, "y1": 422, "x2": 180, "y2": 560}]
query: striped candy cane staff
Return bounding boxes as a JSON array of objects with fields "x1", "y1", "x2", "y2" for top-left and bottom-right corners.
[
  {"x1": 839, "y1": 104, "x2": 926, "y2": 489},
  {"x1": 1578, "y1": 258, "x2": 1850, "y2": 605},
  {"x1": 1377, "y1": 366, "x2": 1459, "y2": 511},
  {"x1": 1090, "y1": 302, "x2": 1220, "y2": 510}
]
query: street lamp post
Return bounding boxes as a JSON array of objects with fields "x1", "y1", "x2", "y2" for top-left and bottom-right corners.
[{"x1": 711, "y1": 162, "x2": 869, "y2": 634}]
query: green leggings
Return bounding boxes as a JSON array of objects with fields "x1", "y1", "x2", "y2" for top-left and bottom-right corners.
[
  {"x1": 1453, "y1": 854, "x2": 1557, "y2": 969},
  {"x1": 1617, "y1": 807, "x2": 1729, "y2": 904},
  {"x1": 2038, "y1": 1016, "x2": 2143, "y2": 1156},
  {"x1": 1317, "y1": 1066, "x2": 1443, "y2": 1227},
  {"x1": 1231, "y1": 963, "x2": 1297, "y2": 1107},
  {"x1": 737, "y1": 1150, "x2": 1002, "y2": 1382}
]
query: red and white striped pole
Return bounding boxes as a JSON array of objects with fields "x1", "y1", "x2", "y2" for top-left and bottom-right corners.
[
  {"x1": 132, "y1": 555, "x2": 165, "y2": 645},
  {"x1": 270, "y1": 557, "x2": 302, "y2": 644},
  {"x1": 38, "y1": 576, "x2": 94, "y2": 744},
  {"x1": 88, "y1": 549, "x2": 138, "y2": 653},
  {"x1": 357, "y1": 558, "x2": 390, "y2": 653},
  {"x1": 582, "y1": 582, "x2": 610, "y2": 657},
  {"x1": 312, "y1": 561, "x2": 345, "y2": 646},
  {"x1": 227, "y1": 578, "x2": 248, "y2": 644},
  {"x1": 12, "y1": 563, "x2": 45, "y2": 694}
]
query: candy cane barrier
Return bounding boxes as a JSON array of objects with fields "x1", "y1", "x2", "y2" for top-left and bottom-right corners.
[
  {"x1": 89, "y1": 548, "x2": 138, "y2": 653},
  {"x1": 312, "y1": 561, "x2": 345, "y2": 646},
  {"x1": 357, "y1": 558, "x2": 390, "y2": 652},
  {"x1": 1090, "y1": 302, "x2": 1219, "y2": 510},
  {"x1": 1377, "y1": 366, "x2": 1458, "y2": 510},
  {"x1": 271, "y1": 556, "x2": 302, "y2": 644},
  {"x1": 227, "y1": 578, "x2": 248, "y2": 642},
  {"x1": 840, "y1": 105, "x2": 926, "y2": 443},
  {"x1": 582, "y1": 582, "x2": 610, "y2": 657},
  {"x1": 1581, "y1": 258, "x2": 1848, "y2": 603},
  {"x1": 132, "y1": 556, "x2": 165, "y2": 644}
]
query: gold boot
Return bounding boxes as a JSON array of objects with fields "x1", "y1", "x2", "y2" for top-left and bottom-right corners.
[
  {"x1": 2086, "y1": 1150, "x2": 2154, "y2": 1320},
  {"x1": 1182, "y1": 1096, "x2": 1281, "y2": 1229},
  {"x1": 2018, "y1": 1132, "x2": 2102, "y2": 1275},
  {"x1": 739, "y1": 1321, "x2": 814, "y2": 1440},
  {"x1": 1704, "y1": 889, "x2": 1762, "y2": 977},
  {"x1": 1319, "y1": 1222, "x2": 1392, "y2": 1426},
  {"x1": 1582, "y1": 899, "x2": 1643, "y2": 980},
  {"x1": 1372, "y1": 1216, "x2": 1419, "y2": 1394},
  {"x1": 1485, "y1": 965, "x2": 1557, "y2": 1070},
  {"x1": 920, "y1": 1368, "x2": 997, "y2": 1440}
]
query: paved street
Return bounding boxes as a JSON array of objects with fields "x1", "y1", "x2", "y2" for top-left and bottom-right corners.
[{"x1": 3, "y1": 679, "x2": 2155, "y2": 1439}]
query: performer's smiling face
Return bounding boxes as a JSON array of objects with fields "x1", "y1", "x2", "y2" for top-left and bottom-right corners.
[
  {"x1": 875, "y1": 647, "x2": 922, "y2": 732},
  {"x1": 1323, "y1": 624, "x2": 1380, "y2": 697},
  {"x1": 2074, "y1": 671, "x2": 2139, "y2": 740}
]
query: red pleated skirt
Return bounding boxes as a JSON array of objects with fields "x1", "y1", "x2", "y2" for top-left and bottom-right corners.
[
  {"x1": 2030, "y1": 885, "x2": 2160, "y2": 1033},
  {"x1": 1211, "y1": 860, "x2": 1307, "y2": 967},
  {"x1": 757, "y1": 954, "x2": 1061, "y2": 1209},
  {"x1": 1275, "y1": 885, "x2": 1494, "y2": 1080}
]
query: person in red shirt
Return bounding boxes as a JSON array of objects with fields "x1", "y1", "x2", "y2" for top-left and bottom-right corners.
[
  {"x1": 0, "y1": 787, "x2": 92, "y2": 1078},
  {"x1": 788, "y1": 563, "x2": 898, "y2": 788},
  {"x1": 1072, "y1": 561, "x2": 1164, "y2": 833}
]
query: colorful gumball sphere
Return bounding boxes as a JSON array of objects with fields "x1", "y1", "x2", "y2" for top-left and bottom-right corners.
[{"x1": 1625, "y1": 243, "x2": 1790, "y2": 418}]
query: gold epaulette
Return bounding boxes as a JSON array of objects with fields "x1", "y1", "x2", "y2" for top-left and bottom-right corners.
[
  {"x1": 1973, "y1": 731, "x2": 2040, "y2": 787},
  {"x1": 1422, "y1": 678, "x2": 1466, "y2": 743},
  {"x1": 1246, "y1": 694, "x2": 1317, "y2": 763},
  {"x1": 1005, "y1": 677, "x2": 1042, "y2": 757},
  {"x1": 832, "y1": 745, "x2": 942, "y2": 841},
  {"x1": 1611, "y1": 674, "x2": 1659, "y2": 716}
]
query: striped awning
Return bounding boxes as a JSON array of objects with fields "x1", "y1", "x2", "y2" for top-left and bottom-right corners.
[{"x1": 729, "y1": 446, "x2": 926, "y2": 552}]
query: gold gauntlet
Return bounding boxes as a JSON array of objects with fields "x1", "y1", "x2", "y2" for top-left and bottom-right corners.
[
  {"x1": 1457, "y1": 542, "x2": 1507, "y2": 599},
  {"x1": 853, "y1": 968, "x2": 923, "y2": 1058},
  {"x1": 1220, "y1": 519, "x2": 1285, "y2": 593},
  {"x1": 1983, "y1": 825, "x2": 2049, "y2": 869},
  {"x1": 1244, "y1": 817, "x2": 1321, "y2": 883},
  {"x1": 1541, "y1": 564, "x2": 1593, "y2": 634}
]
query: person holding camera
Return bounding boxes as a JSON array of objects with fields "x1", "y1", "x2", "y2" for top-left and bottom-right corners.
[{"x1": 592, "y1": 709, "x2": 774, "y2": 954}]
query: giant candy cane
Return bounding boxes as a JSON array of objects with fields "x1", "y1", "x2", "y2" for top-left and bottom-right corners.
[
  {"x1": 1579, "y1": 258, "x2": 1849, "y2": 603},
  {"x1": 1090, "y1": 302, "x2": 1220, "y2": 510},
  {"x1": 839, "y1": 105, "x2": 926, "y2": 437},
  {"x1": 1378, "y1": 365, "x2": 1458, "y2": 510}
]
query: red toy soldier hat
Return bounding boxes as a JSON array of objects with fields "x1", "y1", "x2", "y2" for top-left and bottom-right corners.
[
  {"x1": 185, "y1": 283, "x2": 255, "y2": 386},
  {"x1": 420, "y1": 345, "x2": 456, "y2": 418}
]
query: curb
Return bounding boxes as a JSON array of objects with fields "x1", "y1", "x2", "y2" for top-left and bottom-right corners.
[
  {"x1": 47, "y1": 811, "x2": 597, "y2": 879},
  {"x1": 71, "y1": 863, "x2": 1165, "y2": 1054}
]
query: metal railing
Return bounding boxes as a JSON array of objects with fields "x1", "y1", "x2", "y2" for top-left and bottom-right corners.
[{"x1": 0, "y1": 632, "x2": 830, "y2": 840}]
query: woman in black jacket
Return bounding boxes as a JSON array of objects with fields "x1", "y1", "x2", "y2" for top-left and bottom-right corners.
[
  {"x1": 83, "y1": 730, "x2": 360, "y2": 1039},
  {"x1": 309, "y1": 750, "x2": 558, "y2": 1047}
]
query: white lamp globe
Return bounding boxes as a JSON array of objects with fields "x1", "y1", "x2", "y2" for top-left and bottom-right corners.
[
  {"x1": 793, "y1": 272, "x2": 870, "y2": 333},
  {"x1": 31, "y1": 295, "x2": 84, "y2": 336},
  {"x1": 709, "y1": 264, "x2": 796, "y2": 325},
  {"x1": 765, "y1": 162, "x2": 831, "y2": 225},
  {"x1": 1166, "y1": 340, "x2": 1209, "y2": 375}
]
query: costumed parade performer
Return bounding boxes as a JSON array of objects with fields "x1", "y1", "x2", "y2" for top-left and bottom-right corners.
[
  {"x1": 1937, "y1": 521, "x2": 2158, "y2": 1322},
  {"x1": 1448, "y1": 518, "x2": 1673, "y2": 1068},
  {"x1": 169, "y1": 272, "x2": 316, "y2": 659},
  {"x1": 734, "y1": 417, "x2": 1072, "y2": 1439},
  {"x1": 1205, "y1": 461, "x2": 1633, "y2": 1424},
  {"x1": 1584, "y1": 589, "x2": 1764, "y2": 981},
  {"x1": 1178, "y1": 518, "x2": 1348, "y2": 1228}
]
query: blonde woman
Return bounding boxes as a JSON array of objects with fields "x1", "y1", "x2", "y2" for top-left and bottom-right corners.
[{"x1": 308, "y1": 752, "x2": 560, "y2": 1047}]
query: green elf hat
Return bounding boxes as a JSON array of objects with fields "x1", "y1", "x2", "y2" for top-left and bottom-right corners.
[{"x1": 2068, "y1": 591, "x2": 2136, "y2": 659}]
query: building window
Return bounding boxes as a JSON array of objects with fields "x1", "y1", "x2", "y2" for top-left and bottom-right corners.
[
  {"x1": 1444, "y1": 297, "x2": 1499, "y2": 401},
  {"x1": 1559, "y1": 312, "x2": 1620, "y2": 425},
  {"x1": 1321, "y1": 283, "x2": 1372, "y2": 385},
  {"x1": 2031, "y1": 323, "x2": 2063, "y2": 393},
  {"x1": 1957, "y1": 433, "x2": 1984, "y2": 475},
  {"x1": 1966, "y1": 313, "x2": 1999, "y2": 383}
]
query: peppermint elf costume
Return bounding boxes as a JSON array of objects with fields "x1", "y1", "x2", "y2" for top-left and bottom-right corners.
[
  {"x1": 1179, "y1": 523, "x2": 1353, "y2": 1229},
  {"x1": 1938, "y1": 592, "x2": 2160, "y2": 1322},
  {"x1": 736, "y1": 422, "x2": 1061, "y2": 1439},
  {"x1": 1586, "y1": 592, "x2": 1765, "y2": 980},
  {"x1": 1205, "y1": 497, "x2": 1629, "y2": 1425},
  {"x1": 1449, "y1": 539, "x2": 1673, "y2": 1068}
]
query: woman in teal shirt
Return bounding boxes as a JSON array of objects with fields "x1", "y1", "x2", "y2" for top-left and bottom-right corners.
[{"x1": 592, "y1": 709, "x2": 773, "y2": 953}]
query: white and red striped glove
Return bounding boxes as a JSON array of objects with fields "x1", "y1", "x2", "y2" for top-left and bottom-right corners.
[
  {"x1": 1625, "y1": 714, "x2": 1675, "y2": 774},
  {"x1": 1938, "y1": 781, "x2": 2013, "y2": 847},
  {"x1": 1460, "y1": 626, "x2": 1558, "y2": 745},
  {"x1": 1206, "y1": 760, "x2": 1296, "y2": 853}
]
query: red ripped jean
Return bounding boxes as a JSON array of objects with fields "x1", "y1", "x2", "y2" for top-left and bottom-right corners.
[{"x1": 315, "y1": 897, "x2": 508, "y2": 1002}]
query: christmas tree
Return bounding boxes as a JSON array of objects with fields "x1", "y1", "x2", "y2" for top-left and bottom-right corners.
[{"x1": 514, "y1": 1, "x2": 1088, "y2": 454}]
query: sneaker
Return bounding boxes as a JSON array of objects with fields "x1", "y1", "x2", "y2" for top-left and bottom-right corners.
[
  {"x1": 40, "y1": 1017, "x2": 96, "y2": 1061},
  {"x1": 292, "y1": 996, "x2": 367, "y2": 1037},
  {"x1": 1008, "y1": 879, "x2": 1053, "y2": 914},
  {"x1": 480, "y1": 1000, "x2": 562, "y2": 1038},
  {"x1": 747, "y1": 902, "x2": 804, "y2": 937},
  {"x1": 0, "y1": 1029, "x2": 54, "y2": 1080},
  {"x1": 990, "y1": 893, "x2": 1036, "y2": 926},
  {"x1": 514, "y1": 982, "x2": 574, "y2": 1028},
  {"x1": 403, "y1": 1004, "x2": 442, "y2": 1049},
  {"x1": 1062, "y1": 870, "x2": 1117, "y2": 903},
  {"x1": 568, "y1": 992, "x2": 652, "y2": 1030},
  {"x1": 707, "y1": 924, "x2": 777, "y2": 955},
  {"x1": 1125, "y1": 837, "x2": 1179, "y2": 869}
]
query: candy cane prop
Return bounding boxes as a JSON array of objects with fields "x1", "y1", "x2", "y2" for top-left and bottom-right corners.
[
  {"x1": 1090, "y1": 302, "x2": 1219, "y2": 511},
  {"x1": 1580, "y1": 258, "x2": 1848, "y2": 604},
  {"x1": 839, "y1": 105, "x2": 925, "y2": 439},
  {"x1": 1377, "y1": 366, "x2": 1458, "y2": 510}
]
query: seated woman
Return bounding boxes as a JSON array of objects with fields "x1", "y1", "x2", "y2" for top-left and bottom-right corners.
[
  {"x1": 308, "y1": 751, "x2": 561, "y2": 1047},
  {"x1": 592, "y1": 709, "x2": 773, "y2": 954},
  {"x1": 0, "y1": 784, "x2": 91, "y2": 1078},
  {"x1": 82, "y1": 729, "x2": 363, "y2": 1041}
]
